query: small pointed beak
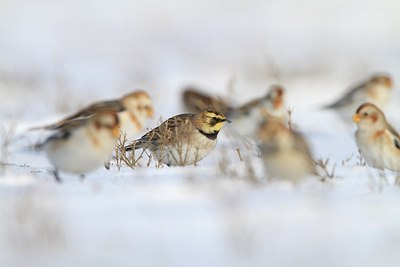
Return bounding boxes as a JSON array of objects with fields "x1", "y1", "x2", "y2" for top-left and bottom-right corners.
[
  {"x1": 352, "y1": 114, "x2": 361, "y2": 123},
  {"x1": 273, "y1": 98, "x2": 283, "y2": 109},
  {"x1": 225, "y1": 119, "x2": 232, "y2": 123},
  {"x1": 147, "y1": 108, "x2": 154, "y2": 118},
  {"x1": 112, "y1": 127, "x2": 120, "y2": 138},
  {"x1": 387, "y1": 79, "x2": 393, "y2": 88}
]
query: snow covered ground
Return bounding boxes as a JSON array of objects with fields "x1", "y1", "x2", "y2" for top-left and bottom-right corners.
[{"x1": 1, "y1": 0, "x2": 400, "y2": 266}]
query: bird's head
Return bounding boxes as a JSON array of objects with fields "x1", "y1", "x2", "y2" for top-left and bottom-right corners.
[
  {"x1": 353, "y1": 103, "x2": 387, "y2": 131},
  {"x1": 197, "y1": 108, "x2": 230, "y2": 134},
  {"x1": 122, "y1": 90, "x2": 154, "y2": 118}
]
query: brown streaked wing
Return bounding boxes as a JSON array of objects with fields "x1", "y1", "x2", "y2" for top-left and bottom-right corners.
[
  {"x1": 386, "y1": 123, "x2": 400, "y2": 151},
  {"x1": 325, "y1": 81, "x2": 367, "y2": 109},
  {"x1": 139, "y1": 113, "x2": 196, "y2": 145},
  {"x1": 34, "y1": 99, "x2": 124, "y2": 131},
  {"x1": 62, "y1": 99, "x2": 124, "y2": 121}
]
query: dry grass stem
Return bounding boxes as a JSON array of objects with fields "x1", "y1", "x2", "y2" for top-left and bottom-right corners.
[
  {"x1": 356, "y1": 150, "x2": 367, "y2": 166},
  {"x1": 236, "y1": 149, "x2": 243, "y2": 161},
  {"x1": 314, "y1": 158, "x2": 337, "y2": 182},
  {"x1": 341, "y1": 153, "x2": 354, "y2": 166},
  {"x1": 287, "y1": 108, "x2": 294, "y2": 130},
  {"x1": 217, "y1": 148, "x2": 260, "y2": 184},
  {"x1": 1, "y1": 123, "x2": 17, "y2": 173}
]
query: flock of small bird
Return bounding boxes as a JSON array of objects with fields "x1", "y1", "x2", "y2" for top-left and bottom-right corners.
[{"x1": 31, "y1": 73, "x2": 397, "y2": 183}]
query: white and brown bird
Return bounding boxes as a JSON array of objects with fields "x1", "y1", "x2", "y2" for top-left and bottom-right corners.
[
  {"x1": 182, "y1": 85, "x2": 287, "y2": 139},
  {"x1": 258, "y1": 119, "x2": 314, "y2": 182},
  {"x1": 325, "y1": 74, "x2": 393, "y2": 122},
  {"x1": 37, "y1": 111, "x2": 120, "y2": 182},
  {"x1": 353, "y1": 103, "x2": 400, "y2": 172},
  {"x1": 228, "y1": 85, "x2": 287, "y2": 138},
  {"x1": 31, "y1": 90, "x2": 154, "y2": 140},
  {"x1": 124, "y1": 108, "x2": 230, "y2": 166}
]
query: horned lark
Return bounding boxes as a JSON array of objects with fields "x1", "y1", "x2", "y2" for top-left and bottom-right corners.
[
  {"x1": 182, "y1": 86, "x2": 233, "y2": 115},
  {"x1": 325, "y1": 74, "x2": 393, "y2": 122},
  {"x1": 37, "y1": 111, "x2": 120, "y2": 182},
  {"x1": 182, "y1": 85, "x2": 287, "y2": 139},
  {"x1": 258, "y1": 119, "x2": 314, "y2": 182},
  {"x1": 32, "y1": 90, "x2": 154, "y2": 140},
  {"x1": 353, "y1": 103, "x2": 400, "y2": 172},
  {"x1": 124, "y1": 108, "x2": 230, "y2": 166}
]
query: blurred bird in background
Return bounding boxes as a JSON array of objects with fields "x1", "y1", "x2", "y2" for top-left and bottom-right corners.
[
  {"x1": 182, "y1": 87, "x2": 233, "y2": 115},
  {"x1": 36, "y1": 111, "x2": 120, "y2": 182},
  {"x1": 31, "y1": 90, "x2": 154, "y2": 141},
  {"x1": 182, "y1": 84, "x2": 288, "y2": 139},
  {"x1": 324, "y1": 74, "x2": 393, "y2": 122},
  {"x1": 257, "y1": 119, "x2": 314, "y2": 183}
]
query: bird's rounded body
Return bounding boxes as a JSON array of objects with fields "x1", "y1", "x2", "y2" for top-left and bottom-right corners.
[
  {"x1": 149, "y1": 130, "x2": 217, "y2": 166},
  {"x1": 355, "y1": 129, "x2": 400, "y2": 172},
  {"x1": 258, "y1": 120, "x2": 314, "y2": 182},
  {"x1": 125, "y1": 109, "x2": 229, "y2": 167},
  {"x1": 353, "y1": 102, "x2": 400, "y2": 172},
  {"x1": 44, "y1": 127, "x2": 116, "y2": 173},
  {"x1": 262, "y1": 148, "x2": 313, "y2": 182},
  {"x1": 41, "y1": 112, "x2": 120, "y2": 178}
]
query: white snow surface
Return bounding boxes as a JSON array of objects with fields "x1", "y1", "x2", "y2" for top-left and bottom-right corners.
[{"x1": 1, "y1": 0, "x2": 400, "y2": 266}]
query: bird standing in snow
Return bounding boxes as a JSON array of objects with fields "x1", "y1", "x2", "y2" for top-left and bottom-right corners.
[
  {"x1": 353, "y1": 102, "x2": 400, "y2": 173},
  {"x1": 37, "y1": 111, "x2": 120, "y2": 182},
  {"x1": 124, "y1": 108, "x2": 230, "y2": 166},
  {"x1": 257, "y1": 119, "x2": 314, "y2": 182}
]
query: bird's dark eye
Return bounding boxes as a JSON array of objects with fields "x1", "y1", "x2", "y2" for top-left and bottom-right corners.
[{"x1": 363, "y1": 112, "x2": 368, "y2": 116}]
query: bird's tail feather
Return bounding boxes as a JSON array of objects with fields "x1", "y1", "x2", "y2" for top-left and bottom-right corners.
[
  {"x1": 29, "y1": 121, "x2": 66, "y2": 131},
  {"x1": 123, "y1": 140, "x2": 144, "y2": 151}
]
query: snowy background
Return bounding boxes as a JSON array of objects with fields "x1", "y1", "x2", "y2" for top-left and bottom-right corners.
[{"x1": 1, "y1": 0, "x2": 400, "y2": 266}]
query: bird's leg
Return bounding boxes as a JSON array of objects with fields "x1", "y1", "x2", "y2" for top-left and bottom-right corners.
[
  {"x1": 80, "y1": 174, "x2": 85, "y2": 182},
  {"x1": 53, "y1": 169, "x2": 62, "y2": 183},
  {"x1": 378, "y1": 169, "x2": 388, "y2": 185},
  {"x1": 104, "y1": 160, "x2": 111, "y2": 170},
  {"x1": 395, "y1": 173, "x2": 400, "y2": 186}
]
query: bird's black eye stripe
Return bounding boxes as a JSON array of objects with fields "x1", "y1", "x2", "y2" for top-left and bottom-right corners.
[{"x1": 210, "y1": 117, "x2": 226, "y2": 126}]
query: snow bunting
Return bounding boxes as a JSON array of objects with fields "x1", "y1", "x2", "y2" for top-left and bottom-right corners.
[
  {"x1": 124, "y1": 108, "x2": 231, "y2": 166},
  {"x1": 353, "y1": 103, "x2": 400, "y2": 172},
  {"x1": 258, "y1": 119, "x2": 314, "y2": 182},
  {"x1": 37, "y1": 111, "x2": 120, "y2": 182},
  {"x1": 228, "y1": 85, "x2": 287, "y2": 139},
  {"x1": 182, "y1": 86, "x2": 233, "y2": 115},
  {"x1": 182, "y1": 85, "x2": 287, "y2": 139},
  {"x1": 325, "y1": 74, "x2": 393, "y2": 122},
  {"x1": 32, "y1": 90, "x2": 154, "y2": 140}
]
